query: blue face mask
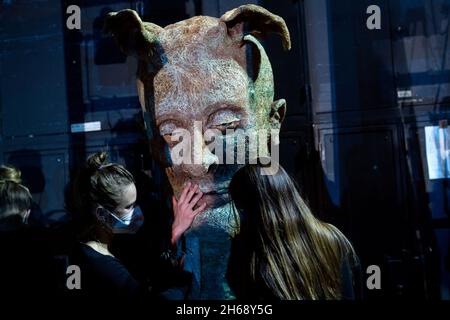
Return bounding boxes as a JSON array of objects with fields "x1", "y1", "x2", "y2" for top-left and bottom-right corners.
[{"x1": 100, "y1": 206, "x2": 145, "y2": 234}]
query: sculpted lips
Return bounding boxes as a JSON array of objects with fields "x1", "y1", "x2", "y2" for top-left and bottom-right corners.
[
  {"x1": 193, "y1": 183, "x2": 231, "y2": 208},
  {"x1": 201, "y1": 187, "x2": 228, "y2": 195}
]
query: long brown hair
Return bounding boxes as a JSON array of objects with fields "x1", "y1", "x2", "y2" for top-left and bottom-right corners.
[{"x1": 228, "y1": 161, "x2": 357, "y2": 300}]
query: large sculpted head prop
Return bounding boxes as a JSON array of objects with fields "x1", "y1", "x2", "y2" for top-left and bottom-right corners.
[{"x1": 105, "y1": 5, "x2": 290, "y2": 233}]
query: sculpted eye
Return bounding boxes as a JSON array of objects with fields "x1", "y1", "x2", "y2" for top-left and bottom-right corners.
[
  {"x1": 159, "y1": 121, "x2": 183, "y2": 147},
  {"x1": 207, "y1": 109, "x2": 243, "y2": 133},
  {"x1": 212, "y1": 120, "x2": 240, "y2": 132},
  {"x1": 159, "y1": 121, "x2": 178, "y2": 136}
]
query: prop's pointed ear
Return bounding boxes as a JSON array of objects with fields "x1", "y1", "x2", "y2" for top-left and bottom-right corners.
[
  {"x1": 270, "y1": 99, "x2": 287, "y2": 127},
  {"x1": 220, "y1": 4, "x2": 291, "y2": 50},
  {"x1": 103, "y1": 9, "x2": 164, "y2": 61}
]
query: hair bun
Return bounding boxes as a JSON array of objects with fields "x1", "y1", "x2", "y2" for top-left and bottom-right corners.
[
  {"x1": 0, "y1": 165, "x2": 22, "y2": 183},
  {"x1": 86, "y1": 152, "x2": 108, "y2": 171}
]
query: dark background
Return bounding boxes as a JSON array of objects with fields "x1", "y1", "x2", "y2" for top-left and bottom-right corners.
[{"x1": 0, "y1": 0, "x2": 449, "y2": 299}]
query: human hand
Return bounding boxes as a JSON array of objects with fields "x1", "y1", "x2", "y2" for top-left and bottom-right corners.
[{"x1": 171, "y1": 182, "x2": 206, "y2": 245}]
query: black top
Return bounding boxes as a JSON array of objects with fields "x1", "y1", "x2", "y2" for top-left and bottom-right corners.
[
  {"x1": 340, "y1": 252, "x2": 363, "y2": 300},
  {"x1": 0, "y1": 221, "x2": 58, "y2": 298},
  {"x1": 71, "y1": 243, "x2": 149, "y2": 301}
]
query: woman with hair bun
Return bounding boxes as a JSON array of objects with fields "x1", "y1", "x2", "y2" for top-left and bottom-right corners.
[{"x1": 69, "y1": 151, "x2": 205, "y2": 301}]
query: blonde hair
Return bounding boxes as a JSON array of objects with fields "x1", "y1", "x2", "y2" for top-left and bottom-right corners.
[
  {"x1": 0, "y1": 166, "x2": 32, "y2": 220},
  {"x1": 70, "y1": 152, "x2": 135, "y2": 241},
  {"x1": 0, "y1": 165, "x2": 22, "y2": 183}
]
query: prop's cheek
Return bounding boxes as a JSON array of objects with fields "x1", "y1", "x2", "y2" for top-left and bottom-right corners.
[
  {"x1": 166, "y1": 167, "x2": 187, "y2": 195},
  {"x1": 136, "y1": 78, "x2": 146, "y2": 112}
]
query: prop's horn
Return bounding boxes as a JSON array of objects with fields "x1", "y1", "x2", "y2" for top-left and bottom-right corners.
[
  {"x1": 103, "y1": 9, "x2": 164, "y2": 61},
  {"x1": 220, "y1": 4, "x2": 291, "y2": 51}
]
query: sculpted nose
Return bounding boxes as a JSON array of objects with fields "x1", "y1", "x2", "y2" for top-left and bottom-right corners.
[
  {"x1": 181, "y1": 123, "x2": 218, "y2": 177},
  {"x1": 184, "y1": 139, "x2": 219, "y2": 177}
]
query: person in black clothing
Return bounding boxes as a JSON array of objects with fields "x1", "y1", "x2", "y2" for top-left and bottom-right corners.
[
  {"x1": 0, "y1": 167, "x2": 58, "y2": 299},
  {"x1": 0, "y1": 164, "x2": 49, "y2": 228},
  {"x1": 69, "y1": 152, "x2": 206, "y2": 301},
  {"x1": 227, "y1": 159, "x2": 362, "y2": 300}
]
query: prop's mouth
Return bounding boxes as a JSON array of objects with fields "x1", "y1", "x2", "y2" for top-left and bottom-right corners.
[
  {"x1": 203, "y1": 188, "x2": 228, "y2": 195},
  {"x1": 197, "y1": 187, "x2": 230, "y2": 209}
]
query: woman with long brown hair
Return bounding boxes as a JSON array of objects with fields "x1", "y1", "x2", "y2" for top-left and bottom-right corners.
[{"x1": 228, "y1": 160, "x2": 361, "y2": 300}]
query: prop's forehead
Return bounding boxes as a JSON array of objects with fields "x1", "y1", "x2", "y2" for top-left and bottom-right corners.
[
  {"x1": 150, "y1": 17, "x2": 251, "y2": 116},
  {"x1": 158, "y1": 16, "x2": 241, "y2": 68},
  {"x1": 154, "y1": 58, "x2": 249, "y2": 116},
  {"x1": 162, "y1": 16, "x2": 225, "y2": 47}
]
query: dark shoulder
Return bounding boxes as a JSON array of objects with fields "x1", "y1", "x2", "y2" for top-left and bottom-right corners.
[
  {"x1": 73, "y1": 243, "x2": 142, "y2": 298},
  {"x1": 324, "y1": 223, "x2": 363, "y2": 300},
  {"x1": 340, "y1": 250, "x2": 363, "y2": 300},
  {"x1": 78, "y1": 244, "x2": 132, "y2": 279}
]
